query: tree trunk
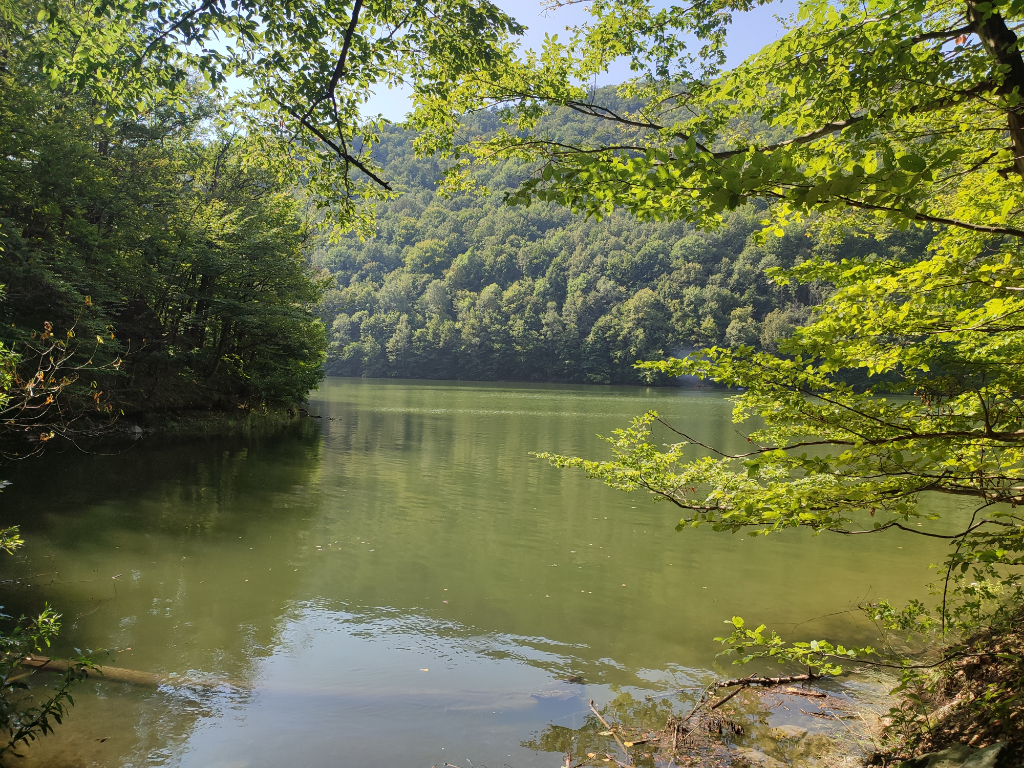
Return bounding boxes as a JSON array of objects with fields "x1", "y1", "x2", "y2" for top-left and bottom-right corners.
[
  {"x1": 208, "y1": 318, "x2": 232, "y2": 379},
  {"x1": 968, "y1": 1, "x2": 1024, "y2": 178}
]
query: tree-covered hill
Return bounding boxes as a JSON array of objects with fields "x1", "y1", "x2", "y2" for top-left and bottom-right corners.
[{"x1": 316, "y1": 93, "x2": 931, "y2": 384}]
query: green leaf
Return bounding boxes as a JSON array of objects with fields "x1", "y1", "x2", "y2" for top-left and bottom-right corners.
[{"x1": 896, "y1": 154, "x2": 927, "y2": 173}]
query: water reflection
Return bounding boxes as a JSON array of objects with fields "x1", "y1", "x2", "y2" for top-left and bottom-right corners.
[{"x1": 0, "y1": 379, "x2": 957, "y2": 767}]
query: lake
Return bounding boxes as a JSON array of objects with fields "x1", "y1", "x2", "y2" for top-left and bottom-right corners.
[{"x1": 0, "y1": 378, "x2": 956, "y2": 767}]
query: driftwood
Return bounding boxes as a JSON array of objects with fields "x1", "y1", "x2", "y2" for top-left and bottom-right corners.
[
  {"x1": 18, "y1": 654, "x2": 241, "y2": 690},
  {"x1": 708, "y1": 673, "x2": 821, "y2": 711},
  {"x1": 780, "y1": 686, "x2": 828, "y2": 699},
  {"x1": 715, "y1": 673, "x2": 820, "y2": 689},
  {"x1": 590, "y1": 699, "x2": 633, "y2": 763}
]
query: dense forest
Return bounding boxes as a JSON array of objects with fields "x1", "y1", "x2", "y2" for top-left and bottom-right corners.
[
  {"x1": 0, "y1": 65, "x2": 327, "y2": 417},
  {"x1": 316, "y1": 94, "x2": 932, "y2": 384}
]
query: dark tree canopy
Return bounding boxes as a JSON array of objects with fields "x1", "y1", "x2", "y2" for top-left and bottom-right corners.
[{"x1": 0, "y1": 63, "x2": 327, "y2": 413}]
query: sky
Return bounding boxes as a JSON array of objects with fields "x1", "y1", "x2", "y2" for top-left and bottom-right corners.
[{"x1": 361, "y1": 0, "x2": 800, "y2": 121}]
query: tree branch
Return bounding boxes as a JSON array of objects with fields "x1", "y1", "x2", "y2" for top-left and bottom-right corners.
[
  {"x1": 967, "y1": 0, "x2": 1024, "y2": 178},
  {"x1": 825, "y1": 193, "x2": 1024, "y2": 238},
  {"x1": 327, "y1": 0, "x2": 364, "y2": 98},
  {"x1": 273, "y1": 97, "x2": 392, "y2": 191}
]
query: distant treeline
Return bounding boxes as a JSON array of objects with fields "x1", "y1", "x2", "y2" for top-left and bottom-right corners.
[
  {"x1": 0, "y1": 61, "x2": 327, "y2": 416},
  {"x1": 316, "y1": 93, "x2": 931, "y2": 385}
]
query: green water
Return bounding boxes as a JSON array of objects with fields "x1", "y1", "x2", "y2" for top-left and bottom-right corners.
[{"x1": 0, "y1": 379, "x2": 957, "y2": 767}]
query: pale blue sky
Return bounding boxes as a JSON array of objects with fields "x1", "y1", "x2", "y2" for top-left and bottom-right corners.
[{"x1": 362, "y1": 0, "x2": 799, "y2": 120}]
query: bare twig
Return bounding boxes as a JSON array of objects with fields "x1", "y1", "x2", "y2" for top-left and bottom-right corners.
[
  {"x1": 709, "y1": 683, "x2": 750, "y2": 711},
  {"x1": 589, "y1": 699, "x2": 631, "y2": 763}
]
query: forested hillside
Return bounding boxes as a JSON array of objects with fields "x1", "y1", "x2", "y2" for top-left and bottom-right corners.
[
  {"x1": 316, "y1": 94, "x2": 932, "y2": 384},
  {"x1": 0, "y1": 63, "x2": 327, "y2": 418}
]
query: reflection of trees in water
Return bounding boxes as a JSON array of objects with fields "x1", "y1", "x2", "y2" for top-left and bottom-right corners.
[
  {"x1": 523, "y1": 691, "x2": 733, "y2": 768},
  {"x1": 0, "y1": 422, "x2": 323, "y2": 768},
  {"x1": 3, "y1": 422, "x2": 327, "y2": 643},
  {"x1": 0, "y1": 420, "x2": 323, "y2": 536},
  {"x1": 1, "y1": 680, "x2": 257, "y2": 768},
  {"x1": 523, "y1": 688, "x2": 846, "y2": 768}
]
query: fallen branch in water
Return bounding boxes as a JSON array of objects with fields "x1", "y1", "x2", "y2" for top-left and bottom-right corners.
[
  {"x1": 19, "y1": 654, "x2": 166, "y2": 687},
  {"x1": 18, "y1": 654, "x2": 243, "y2": 690},
  {"x1": 708, "y1": 672, "x2": 823, "y2": 711},
  {"x1": 569, "y1": 672, "x2": 831, "y2": 767},
  {"x1": 715, "y1": 673, "x2": 820, "y2": 688},
  {"x1": 781, "y1": 687, "x2": 828, "y2": 698},
  {"x1": 709, "y1": 684, "x2": 749, "y2": 711},
  {"x1": 590, "y1": 699, "x2": 632, "y2": 764}
]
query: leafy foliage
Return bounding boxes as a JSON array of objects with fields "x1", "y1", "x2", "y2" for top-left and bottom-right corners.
[
  {"x1": 420, "y1": 0, "x2": 1024, "y2": 242},
  {"x1": 13, "y1": 0, "x2": 524, "y2": 236},
  {"x1": 0, "y1": 607, "x2": 87, "y2": 759},
  {"x1": 509, "y1": 2, "x2": 1024, "y2": 744},
  {"x1": 0, "y1": 64, "x2": 327, "y2": 415},
  {"x1": 715, "y1": 617, "x2": 873, "y2": 677}
]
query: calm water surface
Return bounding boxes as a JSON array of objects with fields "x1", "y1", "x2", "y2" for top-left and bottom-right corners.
[{"x1": 0, "y1": 379, "x2": 956, "y2": 767}]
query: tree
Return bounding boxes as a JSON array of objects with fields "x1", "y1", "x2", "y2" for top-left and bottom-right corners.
[
  {"x1": 428, "y1": 0, "x2": 1024, "y2": 750},
  {"x1": 419, "y1": 0, "x2": 1021, "y2": 240},
  {"x1": 724, "y1": 306, "x2": 759, "y2": 348},
  {"x1": 386, "y1": 313, "x2": 412, "y2": 371},
  {"x1": 17, "y1": 0, "x2": 524, "y2": 236},
  {"x1": 0, "y1": 66, "x2": 330, "y2": 413}
]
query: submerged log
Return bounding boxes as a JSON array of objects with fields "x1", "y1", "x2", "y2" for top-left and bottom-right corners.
[{"x1": 18, "y1": 654, "x2": 242, "y2": 689}]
